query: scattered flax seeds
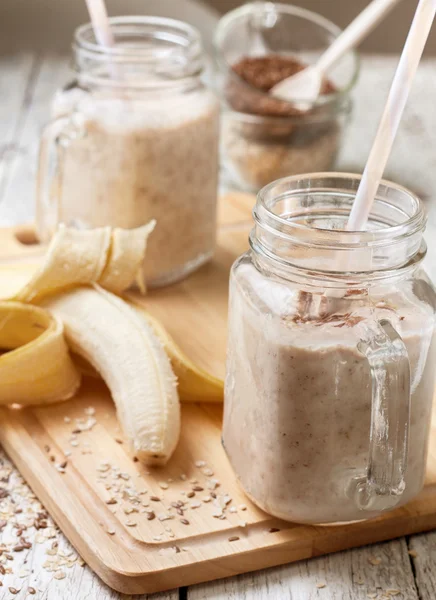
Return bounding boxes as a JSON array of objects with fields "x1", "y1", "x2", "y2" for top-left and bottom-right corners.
[
  {"x1": 228, "y1": 536, "x2": 240, "y2": 542},
  {"x1": 28, "y1": 588, "x2": 36, "y2": 595},
  {"x1": 368, "y1": 556, "x2": 382, "y2": 566},
  {"x1": 125, "y1": 520, "x2": 137, "y2": 527},
  {"x1": 180, "y1": 519, "x2": 190, "y2": 525},
  {"x1": 158, "y1": 482, "x2": 169, "y2": 490},
  {"x1": 316, "y1": 583, "x2": 326, "y2": 589},
  {"x1": 408, "y1": 549, "x2": 418, "y2": 558}
]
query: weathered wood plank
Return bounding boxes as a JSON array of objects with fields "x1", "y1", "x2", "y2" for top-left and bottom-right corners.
[
  {"x1": 408, "y1": 532, "x2": 436, "y2": 600},
  {"x1": 0, "y1": 54, "x2": 70, "y2": 226},
  {"x1": 188, "y1": 539, "x2": 418, "y2": 599},
  {"x1": 339, "y1": 56, "x2": 436, "y2": 282},
  {"x1": 0, "y1": 53, "x2": 35, "y2": 205},
  {"x1": 339, "y1": 57, "x2": 436, "y2": 196}
]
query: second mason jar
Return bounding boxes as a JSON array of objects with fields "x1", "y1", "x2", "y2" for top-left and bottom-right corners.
[
  {"x1": 223, "y1": 173, "x2": 436, "y2": 525},
  {"x1": 37, "y1": 16, "x2": 220, "y2": 287},
  {"x1": 214, "y1": 3, "x2": 358, "y2": 192}
]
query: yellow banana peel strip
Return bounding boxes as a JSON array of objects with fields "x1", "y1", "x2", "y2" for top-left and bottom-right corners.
[
  {"x1": 99, "y1": 221, "x2": 156, "y2": 295},
  {"x1": 131, "y1": 303, "x2": 223, "y2": 403},
  {"x1": 0, "y1": 302, "x2": 81, "y2": 405},
  {"x1": 15, "y1": 226, "x2": 112, "y2": 303},
  {"x1": 13, "y1": 222, "x2": 156, "y2": 303}
]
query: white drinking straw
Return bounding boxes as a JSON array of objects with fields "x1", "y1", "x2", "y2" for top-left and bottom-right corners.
[
  {"x1": 347, "y1": 0, "x2": 436, "y2": 231},
  {"x1": 85, "y1": 0, "x2": 114, "y2": 49}
]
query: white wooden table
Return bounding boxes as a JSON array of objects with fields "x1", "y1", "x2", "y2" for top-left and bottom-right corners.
[{"x1": 1, "y1": 54, "x2": 436, "y2": 599}]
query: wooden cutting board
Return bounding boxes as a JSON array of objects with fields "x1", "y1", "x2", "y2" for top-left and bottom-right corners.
[{"x1": 1, "y1": 193, "x2": 436, "y2": 595}]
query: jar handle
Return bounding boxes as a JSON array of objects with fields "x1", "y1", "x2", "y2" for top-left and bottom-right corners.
[
  {"x1": 352, "y1": 318, "x2": 411, "y2": 512},
  {"x1": 36, "y1": 114, "x2": 83, "y2": 242}
]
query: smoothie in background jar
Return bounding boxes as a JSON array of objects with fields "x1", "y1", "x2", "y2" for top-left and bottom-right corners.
[{"x1": 37, "y1": 17, "x2": 220, "y2": 288}]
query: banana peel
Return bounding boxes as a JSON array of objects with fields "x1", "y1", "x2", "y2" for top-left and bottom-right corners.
[
  {"x1": 14, "y1": 222, "x2": 156, "y2": 303},
  {"x1": 15, "y1": 226, "x2": 112, "y2": 303},
  {"x1": 132, "y1": 304, "x2": 223, "y2": 403},
  {"x1": 99, "y1": 221, "x2": 156, "y2": 294},
  {"x1": 0, "y1": 302, "x2": 81, "y2": 405}
]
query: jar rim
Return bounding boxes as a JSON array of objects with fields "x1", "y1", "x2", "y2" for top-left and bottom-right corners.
[
  {"x1": 256, "y1": 172, "x2": 427, "y2": 249},
  {"x1": 73, "y1": 15, "x2": 205, "y2": 89},
  {"x1": 75, "y1": 15, "x2": 203, "y2": 60},
  {"x1": 214, "y1": 2, "x2": 360, "y2": 111}
]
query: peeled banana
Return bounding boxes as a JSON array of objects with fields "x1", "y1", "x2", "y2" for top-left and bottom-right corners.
[
  {"x1": 42, "y1": 286, "x2": 180, "y2": 465},
  {"x1": 0, "y1": 302, "x2": 80, "y2": 405}
]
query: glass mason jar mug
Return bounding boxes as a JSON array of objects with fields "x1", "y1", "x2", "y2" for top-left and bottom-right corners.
[
  {"x1": 223, "y1": 173, "x2": 436, "y2": 524},
  {"x1": 36, "y1": 17, "x2": 220, "y2": 287}
]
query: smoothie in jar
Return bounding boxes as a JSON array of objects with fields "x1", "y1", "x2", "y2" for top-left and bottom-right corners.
[
  {"x1": 224, "y1": 263, "x2": 435, "y2": 524},
  {"x1": 53, "y1": 87, "x2": 219, "y2": 285},
  {"x1": 37, "y1": 17, "x2": 220, "y2": 287},
  {"x1": 223, "y1": 173, "x2": 436, "y2": 524}
]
